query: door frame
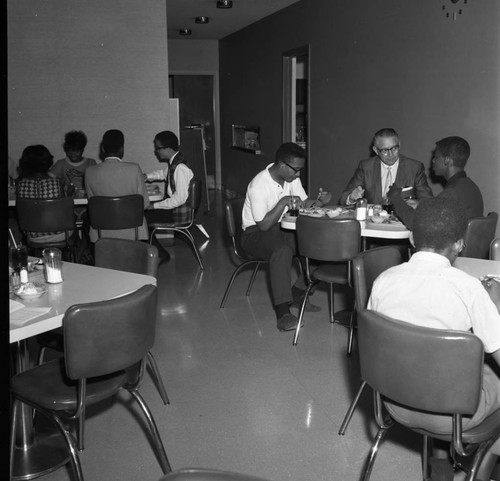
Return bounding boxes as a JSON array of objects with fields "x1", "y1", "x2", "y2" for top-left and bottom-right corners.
[
  {"x1": 169, "y1": 70, "x2": 221, "y2": 190},
  {"x1": 282, "y1": 45, "x2": 310, "y2": 190}
]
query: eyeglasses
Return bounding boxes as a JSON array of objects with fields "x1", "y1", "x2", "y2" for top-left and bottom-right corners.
[
  {"x1": 376, "y1": 145, "x2": 400, "y2": 156},
  {"x1": 283, "y1": 161, "x2": 302, "y2": 174}
]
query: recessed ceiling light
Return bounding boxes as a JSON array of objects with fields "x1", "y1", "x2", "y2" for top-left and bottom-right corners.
[
  {"x1": 179, "y1": 28, "x2": 192, "y2": 35},
  {"x1": 217, "y1": 0, "x2": 233, "y2": 9},
  {"x1": 195, "y1": 16, "x2": 210, "y2": 24}
]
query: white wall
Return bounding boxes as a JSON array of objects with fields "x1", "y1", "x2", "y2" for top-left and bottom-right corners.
[{"x1": 8, "y1": 0, "x2": 173, "y2": 174}]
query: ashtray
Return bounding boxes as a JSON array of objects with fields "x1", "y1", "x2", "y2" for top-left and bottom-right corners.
[{"x1": 16, "y1": 282, "x2": 47, "y2": 300}]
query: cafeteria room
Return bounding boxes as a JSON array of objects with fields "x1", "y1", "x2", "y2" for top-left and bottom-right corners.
[{"x1": 7, "y1": 1, "x2": 500, "y2": 481}]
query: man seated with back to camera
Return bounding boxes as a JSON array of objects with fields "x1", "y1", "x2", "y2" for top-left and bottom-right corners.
[
  {"x1": 144, "y1": 131, "x2": 193, "y2": 256},
  {"x1": 387, "y1": 136, "x2": 484, "y2": 230},
  {"x1": 241, "y1": 142, "x2": 331, "y2": 332},
  {"x1": 339, "y1": 127, "x2": 433, "y2": 207},
  {"x1": 368, "y1": 197, "x2": 500, "y2": 481}
]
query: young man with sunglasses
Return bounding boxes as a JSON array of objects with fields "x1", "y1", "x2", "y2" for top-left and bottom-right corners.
[
  {"x1": 241, "y1": 142, "x2": 331, "y2": 332},
  {"x1": 339, "y1": 127, "x2": 433, "y2": 206}
]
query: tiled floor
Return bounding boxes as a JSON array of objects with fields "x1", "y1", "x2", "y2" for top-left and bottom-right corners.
[{"x1": 29, "y1": 191, "x2": 425, "y2": 481}]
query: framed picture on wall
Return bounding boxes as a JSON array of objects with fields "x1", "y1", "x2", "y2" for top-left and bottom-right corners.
[{"x1": 231, "y1": 125, "x2": 261, "y2": 154}]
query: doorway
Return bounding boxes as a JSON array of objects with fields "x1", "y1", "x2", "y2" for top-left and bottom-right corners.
[{"x1": 283, "y1": 46, "x2": 310, "y2": 188}]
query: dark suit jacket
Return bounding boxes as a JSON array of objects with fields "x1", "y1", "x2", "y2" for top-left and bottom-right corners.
[{"x1": 339, "y1": 155, "x2": 433, "y2": 205}]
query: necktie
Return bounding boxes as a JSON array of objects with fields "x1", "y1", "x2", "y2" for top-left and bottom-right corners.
[{"x1": 383, "y1": 167, "x2": 393, "y2": 198}]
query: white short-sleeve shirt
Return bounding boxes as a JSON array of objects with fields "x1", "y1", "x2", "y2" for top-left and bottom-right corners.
[{"x1": 242, "y1": 163, "x2": 307, "y2": 230}]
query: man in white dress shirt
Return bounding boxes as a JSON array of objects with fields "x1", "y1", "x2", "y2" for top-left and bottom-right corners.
[{"x1": 368, "y1": 197, "x2": 500, "y2": 481}]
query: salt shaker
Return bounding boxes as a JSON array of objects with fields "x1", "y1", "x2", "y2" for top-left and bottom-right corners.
[
  {"x1": 355, "y1": 198, "x2": 367, "y2": 221},
  {"x1": 43, "y1": 248, "x2": 63, "y2": 283}
]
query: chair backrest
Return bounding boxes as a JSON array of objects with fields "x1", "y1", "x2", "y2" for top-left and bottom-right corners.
[
  {"x1": 94, "y1": 238, "x2": 159, "y2": 277},
  {"x1": 357, "y1": 309, "x2": 483, "y2": 415},
  {"x1": 188, "y1": 179, "x2": 202, "y2": 212},
  {"x1": 17, "y1": 197, "x2": 75, "y2": 233},
  {"x1": 63, "y1": 284, "x2": 157, "y2": 380},
  {"x1": 460, "y1": 211, "x2": 498, "y2": 259},
  {"x1": 352, "y1": 246, "x2": 404, "y2": 310},
  {"x1": 159, "y1": 468, "x2": 272, "y2": 481},
  {"x1": 490, "y1": 237, "x2": 500, "y2": 261},
  {"x1": 88, "y1": 195, "x2": 144, "y2": 239},
  {"x1": 296, "y1": 216, "x2": 361, "y2": 261},
  {"x1": 223, "y1": 197, "x2": 246, "y2": 257}
]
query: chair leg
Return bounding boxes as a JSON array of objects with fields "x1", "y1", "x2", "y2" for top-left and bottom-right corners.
[
  {"x1": 129, "y1": 390, "x2": 172, "y2": 474},
  {"x1": 292, "y1": 282, "x2": 315, "y2": 346},
  {"x1": 220, "y1": 262, "x2": 258, "y2": 308},
  {"x1": 178, "y1": 229, "x2": 204, "y2": 270},
  {"x1": 347, "y1": 309, "x2": 356, "y2": 356},
  {"x1": 147, "y1": 351, "x2": 170, "y2": 405},
  {"x1": 245, "y1": 264, "x2": 261, "y2": 297},
  {"x1": 329, "y1": 283, "x2": 335, "y2": 323},
  {"x1": 465, "y1": 434, "x2": 500, "y2": 481},
  {"x1": 338, "y1": 380, "x2": 367, "y2": 435},
  {"x1": 360, "y1": 424, "x2": 392, "y2": 481},
  {"x1": 422, "y1": 435, "x2": 432, "y2": 481}
]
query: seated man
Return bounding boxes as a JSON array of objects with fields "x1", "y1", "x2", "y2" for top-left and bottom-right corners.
[
  {"x1": 339, "y1": 127, "x2": 433, "y2": 206},
  {"x1": 388, "y1": 136, "x2": 484, "y2": 230},
  {"x1": 241, "y1": 142, "x2": 331, "y2": 332},
  {"x1": 144, "y1": 131, "x2": 193, "y2": 224},
  {"x1": 368, "y1": 197, "x2": 500, "y2": 481},
  {"x1": 85, "y1": 129, "x2": 150, "y2": 244}
]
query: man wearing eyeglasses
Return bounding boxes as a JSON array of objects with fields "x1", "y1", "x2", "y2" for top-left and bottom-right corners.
[
  {"x1": 241, "y1": 142, "x2": 331, "y2": 332},
  {"x1": 339, "y1": 128, "x2": 433, "y2": 206}
]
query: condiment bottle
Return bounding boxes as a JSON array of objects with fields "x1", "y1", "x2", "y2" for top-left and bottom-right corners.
[
  {"x1": 43, "y1": 248, "x2": 63, "y2": 283},
  {"x1": 355, "y1": 198, "x2": 367, "y2": 221}
]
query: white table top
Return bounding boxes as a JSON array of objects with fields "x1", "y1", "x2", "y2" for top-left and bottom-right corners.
[
  {"x1": 280, "y1": 214, "x2": 410, "y2": 240},
  {"x1": 10, "y1": 262, "x2": 156, "y2": 343},
  {"x1": 454, "y1": 257, "x2": 500, "y2": 278}
]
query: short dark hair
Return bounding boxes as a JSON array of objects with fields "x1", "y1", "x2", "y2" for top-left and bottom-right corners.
[
  {"x1": 373, "y1": 128, "x2": 399, "y2": 144},
  {"x1": 275, "y1": 142, "x2": 306, "y2": 164},
  {"x1": 435, "y1": 136, "x2": 470, "y2": 168},
  {"x1": 154, "y1": 131, "x2": 179, "y2": 150},
  {"x1": 63, "y1": 130, "x2": 87, "y2": 152},
  {"x1": 413, "y1": 197, "x2": 468, "y2": 251},
  {"x1": 18, "y1": 145, "x2": 54, "y2": 177},
  {"x1": 102, "y1": 129, "x2": 124, "y2": 156}
]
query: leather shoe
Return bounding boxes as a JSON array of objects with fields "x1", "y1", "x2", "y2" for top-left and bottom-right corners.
[
  {"x1": 290, "y1": 296, "x2": 321, "y2": 312},
  {"x1": 277, "y1": 313, "x2": 300, "y2": 332}
]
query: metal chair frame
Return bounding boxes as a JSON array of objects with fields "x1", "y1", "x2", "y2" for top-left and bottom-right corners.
[
  {"x1": 148, "y1": 179, "x2": 204, "y2": 270},
  {"x1": 219, "y1": 198, "x2": 268, "y2": 308},
  {"x1": 293, "y1": 215, "x2": 361, "y2": 345},
  {"x1": 490, "y1": 237, "x2": 500, "y2": 260}
]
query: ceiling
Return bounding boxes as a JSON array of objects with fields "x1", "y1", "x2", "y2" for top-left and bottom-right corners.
[{"x1": 167, "y1": 0, "x2": 301, "y2": 40}]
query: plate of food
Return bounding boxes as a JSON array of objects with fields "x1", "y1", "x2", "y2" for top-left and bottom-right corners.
[
  {"x1": 365, "y1": 216, "x2": 407, "y2": 230},
  {"x1": 15, "y1": 282, "x2": 47, "y2": 300}
]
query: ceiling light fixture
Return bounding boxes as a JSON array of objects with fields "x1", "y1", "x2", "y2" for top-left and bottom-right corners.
[
  {"x1": 217, "y1": 0, "x2": 233, "y2": 9},
  {"x1": 179, "y1": 28, "x2": 192, "y2": 35},
  {"x1": 195, "y1": 16, "x2": 210, "y2": 24}
]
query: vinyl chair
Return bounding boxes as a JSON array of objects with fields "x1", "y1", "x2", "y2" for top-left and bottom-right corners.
[
  {"x1": 220, "y1": 197, "x2": 269, "y2": 308},
  {"x1": 88, "y1": 194, "x2": 144, "y2": 240},
  {"x1": 16, "y1": 197, "x2": 76, "y2": 261},
  {"x1": 37, "y1": 238, "x2": 170, "y2": 406},
  {"x1": 148, "y1": 179, "x2": 204, "y2": 270},
  {"x1": 460, "y1": 212, "x2": 498, "y2": 259},
  {"x1": 490, "y1": 237, "x2": 500, "y2": 260},
  {"x1": 357, "y1": 309, "x2": 500, "y2": 481},
  {"x1": 338, "y1": 246, "x2": 405, "y2": 435},
  {"x1": 293, "y1": 215, "x2": 361, "y2": 345},
  {"x1": 159, "y1": 468, "x2": 272, "y2": 481},
  {"x1": 10, "y1": 285, "x2": 172, "y2": 481}
]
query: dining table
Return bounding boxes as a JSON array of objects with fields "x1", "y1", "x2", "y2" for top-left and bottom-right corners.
[
  {"x1": 280, "y1": 205, "x2": 411, "y2": 250},
  {"x1": 9, "y1": 261, "x2": 156, "y2": 480}
]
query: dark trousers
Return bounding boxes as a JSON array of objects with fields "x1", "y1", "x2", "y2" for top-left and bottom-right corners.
[
  {"x1": 145, "y1": 209, "x2": 174, "y2": 224},
  {"x1": 241, "y1": 224, "x2": 302, "y2": 306}
]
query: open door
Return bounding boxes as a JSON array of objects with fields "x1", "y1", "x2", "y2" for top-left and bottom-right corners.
[{"x1": 283, "y1": 46, "x2": 310, "y2": 189}]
